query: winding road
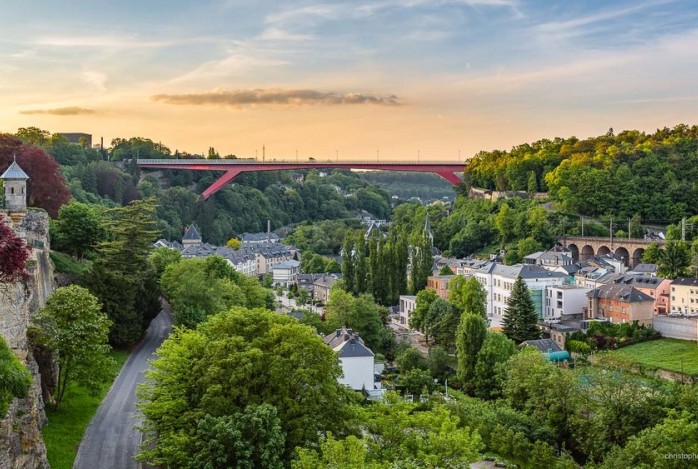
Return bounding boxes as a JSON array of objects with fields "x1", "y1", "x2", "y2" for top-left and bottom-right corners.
[{"x1": 73, "y1": 307, "x2": 172, "y2": 469}]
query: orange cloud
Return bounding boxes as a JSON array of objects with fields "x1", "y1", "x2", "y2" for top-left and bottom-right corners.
[
  {"x1": 20, "y1": 106, "x2": 96, "y2": 116},
  {"x1": 151, "y1": 89, "x2": 402, "y2": 107}
]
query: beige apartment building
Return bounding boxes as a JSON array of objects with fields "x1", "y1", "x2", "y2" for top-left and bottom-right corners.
[{"x1": 669, "y1": 278, "x2": 698, "y2": 315}]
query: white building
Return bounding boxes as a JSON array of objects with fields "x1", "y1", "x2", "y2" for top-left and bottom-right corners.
[
  {"x1": 397, "y1": 295, "x2": 417, "y2": 329},
  {"x1": 543, "y1": 284, "x2": 591, "y2": 322},
  {"x1": 472, "y1": 263, "x2": 567, "y2": 322},
  {"x1": 324, "y1": 328, "x2": 376, "y2": 391},
  {"x1": 272, "y1": 259, "x2": 300, "y2": 286}
]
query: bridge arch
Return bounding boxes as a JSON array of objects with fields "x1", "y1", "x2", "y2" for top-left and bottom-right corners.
[
  {"x1": 632, "y1": 248, "x2": 645, "y2": 268},
  {"x1": 581, "y1": 245, "x2": 594, "y2": 261},
  {"x1": 597, "y1": 245, "x2": 611, "y2": 256},
  {"x1": 568, "y1": 244, "x2": 580, "y2": 262},
  {"x1": 614, "y1": 246, "x2": 630, "y2": 266}
]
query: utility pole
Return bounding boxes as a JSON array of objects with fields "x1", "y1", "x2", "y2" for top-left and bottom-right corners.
[
  {"x1": 682, "y1": 217, "x2": 686, "y2": 241},
  {"x1": 609, "y1": 218, "x2": 613, "y2": 248},
  {"x1": 263, "y1": 144, "x2": 265, "y2": 162},
  {"x1": 336, "y1": 149, "x2": 338, "y2": 162},
  {"x1": 628, "y1": 218, "x2": 631, "y2": 240},
  {"x1": 296, "y1": 149, "x2": 298, "y2": 162},
  {"x1": 417, "y1": 150, "x2": 420, "y2": 163}
]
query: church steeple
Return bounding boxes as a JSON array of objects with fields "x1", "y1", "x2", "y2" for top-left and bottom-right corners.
[{"x1": 1, "y1": 155, "x2": 29, "y2": 212}]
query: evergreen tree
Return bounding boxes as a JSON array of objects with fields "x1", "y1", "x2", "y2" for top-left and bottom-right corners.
[
  {"x1": 410, "y1": 232, "x2": 433, "y2": 293},
  {"x1": 86, "y1": 198, "x2": 161, "y2": 346},
  {"x1": 354, "y1": 235, "x2": 367, "y2": 295},
  {"x1": 502, "y1": 276, "x2": 541, "y2": 343},
  {"x1": 456, "y1": 313, "x2": 487, "y2": 393}
]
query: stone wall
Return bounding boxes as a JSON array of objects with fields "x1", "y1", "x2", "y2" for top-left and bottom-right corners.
[
  {"x1": 653, "y1": 316, "x2": 698, "y2": 341},
  {"x1": 0, "y1": 209, "x2": 53, "y2": 469}
]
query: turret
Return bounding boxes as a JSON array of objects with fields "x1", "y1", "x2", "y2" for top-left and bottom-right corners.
[{"x1": 1, "y1": 155, "x2": 29, "y2": 212}]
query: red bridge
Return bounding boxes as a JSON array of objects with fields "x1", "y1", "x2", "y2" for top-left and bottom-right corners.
[{"x1": 137, "y1": 159, "x2": 465, "y2": 199}]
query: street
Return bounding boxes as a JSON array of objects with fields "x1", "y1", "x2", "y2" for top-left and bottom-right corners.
[{"x1": 73, "y1": 308, "x2": 172, "y2": 469}]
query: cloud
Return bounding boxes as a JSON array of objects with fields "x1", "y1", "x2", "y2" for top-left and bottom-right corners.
[
  {"x1": 151, "y1": 89, "x2": 402, "y2": 106},
  {"x1": 20, "y1": 106, "x2": 96, "y2": 116}
]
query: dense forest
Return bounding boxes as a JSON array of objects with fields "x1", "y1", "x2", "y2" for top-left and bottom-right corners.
[
  {"x1": 357, "y1": 171, "x2": 454, "y2": 202},
  {"x1": 464, "y1": 124, "x2": 698, "y2": 220}
]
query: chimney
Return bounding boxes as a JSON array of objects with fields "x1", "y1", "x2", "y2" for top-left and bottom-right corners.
[
  {"x1": 335, "y1": 329, "x2": 341, "y2": 337},
  {"x1": 267, "y1": 219, "x2": 271, "y2": 243}
]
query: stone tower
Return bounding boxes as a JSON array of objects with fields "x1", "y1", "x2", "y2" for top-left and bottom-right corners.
[{"x1": 1, "y1": 155, "x2": 29, "y2": 212}]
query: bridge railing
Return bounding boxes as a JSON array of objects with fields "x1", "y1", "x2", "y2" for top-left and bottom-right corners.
[
  {"x1": 563, "y1": 236, "x2": 664, "y2": 244},
  {"x1": 136, "y1": 158, "x2": 465, "y2": 166}
]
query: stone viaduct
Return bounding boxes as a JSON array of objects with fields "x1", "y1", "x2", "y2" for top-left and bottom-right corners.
[{"x1": 560, "y1": 236, "x2": 664, "y2": 268}]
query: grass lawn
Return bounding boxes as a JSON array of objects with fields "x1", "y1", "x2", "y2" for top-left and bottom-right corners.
[
  {"x1": 49, "y1": 251, "x2": 92, "y2": 277},
  {"x1": 609, "y1": 338, "x2": 698, "y2": 376},
  {"x1": 42, "y1": 350, "x2": 130, "y2": 469}
]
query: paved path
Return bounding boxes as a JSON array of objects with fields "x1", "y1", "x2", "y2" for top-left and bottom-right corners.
[{"x1": 74, "y1": 308, "x2": 172, "y2": 469}]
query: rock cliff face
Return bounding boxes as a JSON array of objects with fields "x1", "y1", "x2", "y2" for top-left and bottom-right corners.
[{"x1": 0, "y1": 210, "x2": 54, "y2": 469}]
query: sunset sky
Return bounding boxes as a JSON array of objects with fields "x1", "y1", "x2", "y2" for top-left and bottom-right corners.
[{"x1": 1, "y1": 0, "x2": 697, "y2": 160}]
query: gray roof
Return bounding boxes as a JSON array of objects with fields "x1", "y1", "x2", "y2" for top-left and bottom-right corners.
[
  {"x1": 597, "y1": 273, "x2": 666, "y2": 289},
  {"x1": 313, "y1": 274, "x2": 339, "y2": 289},
  {"x1": 671, "y1": 277, "x2": 698, "y2": 287},
  {"x1": 241, "y1": 232, "x2": 280, "y2": 242},
  {"x1": 182, "y1": 224, "x2": 201, "y2": 241},
  {"x1": 274, "y1": 260, "x2": 300, "y2": 269},
  {"x1": 521, "y1": 339, "x2": 563, "y2": 353},
  {"x1": 0, "y1": 158, "x2": 29, "y2": 180},
  {"x1": 180, "y1": 243, "x2": 255, "y2": 265},
  {"x1": 628, "y1": 263, "x2": 658, "y2": 274},
  {"x1": 241, "y1": 242, "x2": 292, "y2": 258},
  {"x1": 477, "y1": 263, "x2": 567, "y2": 280},
  {"x1": 587, "y1": 284, "x2": 654, "y2": 303},
  {"x1": 324, "y1": 328, "x2": 374, "y2": 358}
]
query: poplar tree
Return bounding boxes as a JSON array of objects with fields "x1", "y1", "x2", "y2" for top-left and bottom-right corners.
[
  {"x1": 354, "y1": 235, "x2": 367, "y2": 295},
  {"x1": 456, "y1": 313, "x2": 487, "y2": 392},
  {"x1": 502, "y1": 276, "x2": 541, "y2": 343},
  {"x1": 341, "y1": 235, "x2": 355, "y2": 294}
]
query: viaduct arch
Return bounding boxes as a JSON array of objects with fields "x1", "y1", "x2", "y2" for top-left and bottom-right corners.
[{"x1": 561, "y1": 236, "x2": 664, "y2": 268}]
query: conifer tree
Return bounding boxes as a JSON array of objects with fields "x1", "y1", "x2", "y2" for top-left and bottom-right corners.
[{"x1": 501, "y1": 276, "x2": 541, "y2": 343}]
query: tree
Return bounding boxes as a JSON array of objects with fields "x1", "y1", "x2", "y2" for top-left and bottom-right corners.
[
  {"x1": 0, "y1": 336, "x2": 32, "y2": 416},
  {"x1": 396, "y1": 347, "x2": 427, "y2": 372},
  {"x1": 401, "y1": 369, "x2": 434, "y2": 396},
  {"x1": 0, "y1": 213, "x2": 30, "y2": 283},
  {"x1": 0, "y1": 134, "x2": 71, "y2": 217},
  {"x1": 33, "y1": 285, "x2": 114, "y2": 410},
  {"x1": 86, "y1": 199, "x2": 161, "y2": 346},
  {"x1": 658, "y1": 240, "x2": 691, "y2": 279},
  {"x1": 137, "y1": 308, "x2": 355, "y2": 465},
  {"x1": 425, "y1": 298, "x2": 461, "y2": 351},
  {"x1": 51, "y1": 201, "x2": 104, "y2": 260},
  {"x1": 456, "y1": 313, "x2": 487, "y2": 392},
  {"x1": 226, "y1": 237, "x2": 241, "y2": 249},
  {"x1": 438, "y1": 265, "x2": 454, "y2": 275},
  {"x1": 473, "y1": 332, "x2": 516, "y2": 399},
  {"x1": 642, "y1": 242, "x2": 662, "y2": 264},
  {"x1": 427, "y1": 346, "x2": 452, "y2": 383},
  {"x1": 192, "y1": 405, "x2": 285, "y2": 469},
  {"x1": 502, "y1": 276, "x2": 541, "y2": 343},
  {"x1": 409, "y1": 289, "x2": 437, "y2": 343},
  {"x1": 148, "y1": 247, "x2": 182, "y2": 279},
  {"x1": 341, "y1": 235, "x2": 355, "y2": 294}
]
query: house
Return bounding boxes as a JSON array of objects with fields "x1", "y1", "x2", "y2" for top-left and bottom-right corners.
[
  {"x1": 669, "y1": 278, "x2": 698, "y2": 316},
  {"x1": 182, "y1": 224, "x2": 202, "y2": 247},
  {"x1": 295, "y1": 273, "x2": 317, "y2": 293},
  {"x1": 313, "y1": 274, "x2": 340, "y2": 303},
  {"x1": 180, "y1": 243, "x2": 257, "y2": 277},
  {"x1": 243, "y1": 243, "x2": 293, "y2": 275},
  {"x1": 587, "y1": 284, "x2": 654, "y2": 325},
  {"x1": 543, "y1": 284, "x2": 591, "y2": 322},
  {"x1": 153, "y1": 239, "x2": 183, "y2": 250},
  {"x1": 472, "y1": 263, "x2": 566, "y2": 322},
  {"x1": 397, "y1": 295, "x2": 417, "y2": 329},
  {"x1": 426, "y1": 275, "x2": 454, "y2": 300},
  {"x1": 324, "y1": 328, "x2": 376, "y2": 391},
  {"x1": 627, "y1": 263, "x2": 659, "y2": 277},
  {"x1": 272, "y1": 260, "x2": 300, "y2": 286},
  {"x1": 584, "y1": 273, "x2": 671, "y2": 316}
]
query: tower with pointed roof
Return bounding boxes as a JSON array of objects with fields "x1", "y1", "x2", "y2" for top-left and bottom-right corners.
[
  {"x1": 1, "y1": 155, "x2": 29, "y2": 212},
  {"x1": 182, "y1": 224, "x2": 202, "y2": 247}
]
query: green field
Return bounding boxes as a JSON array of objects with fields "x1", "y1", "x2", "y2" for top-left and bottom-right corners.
[
  {"x1": 42, "y1": 350, "x2": 130, "y2": 469},
  {"x1": 609, "y1": 338, "x2": 698, "y2": 376}
]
